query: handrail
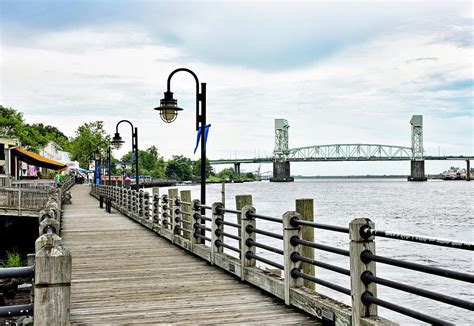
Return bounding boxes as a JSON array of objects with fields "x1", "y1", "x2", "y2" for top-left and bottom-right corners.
[{"x1": 91, "y1": 183, "x2": 473, "y2": 325}]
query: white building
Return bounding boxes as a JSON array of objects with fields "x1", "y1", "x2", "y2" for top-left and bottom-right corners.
[{"x1": 40, "y1": 141, "x2": 79, "y2": 170}]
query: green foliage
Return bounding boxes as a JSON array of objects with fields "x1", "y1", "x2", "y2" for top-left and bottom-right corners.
[
  {"x1": 0, "y1": 106, "x2": 71, "y2": 152},
  {"x1": 0, "y1": 250, "x2": 22, "y2": 268},
  {"x1": 121, "y1": 146, "x2": 165, "y2": 178},
  {"x1": 69, "y1": 121, "x2": 111, "y2": 169},
  {"x1": 217, "y1": 168, "x2": 236, "y2": 180},
  {"x1": 165, "y1": 155, "x2": 193, "y2": 181},
  {"x1": 192, "y1": 158, "x2": 213, "y2": 178}
]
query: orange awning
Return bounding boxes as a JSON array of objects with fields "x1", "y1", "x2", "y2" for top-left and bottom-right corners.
[{"x1": 12, "y1": 148, "x2": 68, "y2": 171}]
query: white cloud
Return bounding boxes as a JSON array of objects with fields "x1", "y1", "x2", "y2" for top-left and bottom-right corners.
[{"x1": 0, "y1": 4, "x2": 472, "y2": 175}]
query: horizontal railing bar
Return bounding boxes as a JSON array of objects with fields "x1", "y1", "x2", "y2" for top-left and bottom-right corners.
[
  {"x1": 362, "y1": 272, "x2": 474, "y2": 311},
  {"x1": 292, "y1": 219, "x2": 349, "y2": 234},
  {"x1": 0, "y1": 303, "x2": 34, "y2": 317},
  {"x1": 292, "y1": 238, "x2": 350, "y2": 257},
  {"x1": 180, "y1": 211, "x2": 192, "y2": 216},
  {"x1": 194, "y1": 224, "x2": 211, "y2": 232},
  {"x1": 246, "y1": 252, "x2": 284, "y2": 270},
  {"x1": 194, "y1": 233, "x2": 211, "y2": 242},
  {"x1": 246, "y1": 238, "x2": 283, "y2": 255},
  {"x1": 247, "y1": 211, "x2": 283, "y2": 223},
  {"x1": 361, "y1": 251, "x2": 474, "y2": 283},
  {"x1": 193, "y1": 214, "x2": 212, "y2": 222},
  {"x1": 291, "y1": 270, "x2": 351, "y2": 295},
  {"x1": 215, "y1": 240, "x2": 241, "y2": 253},
  {"x1": 363, "y1": 228, "x2": 474, "y2": 251},
  {"x1": 216, "y1": 229, "x2": 241, "y2": 241},
  {"x1": 0, "y1": 266, "x2": 34, "y2": 279},
  {"x1": 362, "y1": 292, "x2": 453, "y2": 325},
  {"x1": 175, "y1": 226, "x2": 192, "y2": 234},
  {"x1": 216, "y1": 219, "x2": 240, "y2": 229},
  {"x1": 247, "y1": 226, "x2": 283, "y2": 240},
  {"x1": 218, "y1": 207, "x2": 240, "y2": 215},
  {"x1": 292, "y1": 253, "x2": 350, "y2": 276},
  {"x1": 180, "y1": 201, "x2": 192, "y2": 206},
  {"x1": 196, "y1": 204, "x2": 212, "y2": 210}
]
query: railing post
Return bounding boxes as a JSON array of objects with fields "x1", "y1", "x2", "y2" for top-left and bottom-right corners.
[
  {"x1": 240, "y1": 205, "x2": 256, "y2": 281},
  {"x1": 138, "y1": 190, "x2": 144, "y2": 218},
  {"x1": 350, "y1": 218, "x2": 377, "y2": 325},
  {"x1": 34, "y1": 234, "x2": 71, "y2": 325},
  {"x1": 192, "y1": 199, "x2": 202, "y2": 245},
  {"x1": 295, "y1": 198, "x2": 315, "y2": 290},
  {"x1": 152, "y1": 193, "x2": 160, "y2": 225},
  {"x1": 144, "y1": 191, "x2": 151, "y2": 221},
  {"x1": 211, "y1": 202, "x2": 224, "y2": 264},
  {"x1": 161, "y1": 194, "x2": 169, "y2": 229},
  {"x1": 283, "y1": 211, "x2": 303, "y2": 305},
  {"x1": 236, "y1": 195, "x2": 252, "y2": 250},
  {"x1": 168, "y1": 189, "x2": 178, "y2": 235},
  {"x1": 180, "y1": 190, "x2": 192, "y2": 240}
]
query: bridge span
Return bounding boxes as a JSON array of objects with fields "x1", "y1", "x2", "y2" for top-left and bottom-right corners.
[{"x1": 209, "y1": 116, "x2": 472, "y2": 182}]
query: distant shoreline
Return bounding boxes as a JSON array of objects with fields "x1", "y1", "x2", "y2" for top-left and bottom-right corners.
[{"x1": 292, "y1": 175, "x2": 443, "y2": 179}]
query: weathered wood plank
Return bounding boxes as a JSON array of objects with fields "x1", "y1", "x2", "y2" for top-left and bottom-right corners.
[{"x1": 62, "y1": 185, "x2": 319, "y2": 325}]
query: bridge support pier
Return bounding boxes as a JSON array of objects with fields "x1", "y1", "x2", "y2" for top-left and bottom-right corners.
[
  {"x1": 466, "y1": 160, "x2": 471, "y2": 181},
  {"x1": 270, "y1": 161, "x2": 294, "y2": 182},
  {"x1": 408, "y1": 160, "x2": 427, "y2": 181},
  {"x1": 234, "y1": 163, "x2": 241, "y2": 177}
]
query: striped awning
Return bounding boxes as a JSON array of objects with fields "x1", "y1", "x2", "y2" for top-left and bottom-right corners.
[{"x1": 12, "y1": 148, "x2": 67, "y2": 171}]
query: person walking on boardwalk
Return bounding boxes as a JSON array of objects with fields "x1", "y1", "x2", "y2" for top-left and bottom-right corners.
[{"x1": 54, "y1": 171, "x2": 62, "y2": 187}]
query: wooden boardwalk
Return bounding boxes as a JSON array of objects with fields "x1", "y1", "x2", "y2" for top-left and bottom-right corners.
[{"x1": 61, "y1": 185, "x2": 318, "y2": 325}]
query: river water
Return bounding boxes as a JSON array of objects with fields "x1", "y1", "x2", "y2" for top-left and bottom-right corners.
[{"x1": 155, "y1": 179, "x2": 473, "y2": 325}]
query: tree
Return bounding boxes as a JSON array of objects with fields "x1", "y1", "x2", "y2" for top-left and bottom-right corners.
[
  {"x1": 192, "y1": 158, "x2": 213, "y2": 179},
  {"x1": 165, "y1": 155, "x2": 193, "y2": 181},
  {"x1": 69, "y1": 121, "x2": 111, "y2": 169},
  {"x1": 217, "y1": 168, "x2": 236, "y2": 181},
  {"x1": 121, "y1": 146, "x2": 165, "y2": 178},
  {"x1": 0, "y1": 106, "x2": 72, "y2": 152}
]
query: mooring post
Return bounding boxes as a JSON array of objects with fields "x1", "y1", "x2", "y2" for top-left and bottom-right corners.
[
  {"x1": 180, "y1": 190, "x2": 192, "y2": 240},
  {"x1": 34, "y1": 234, "x2": 71, "y2": 325},
  {"x1": 295, "y1": 199, "x2": 315, "y2": 290},
  {"x1": 349, "y1": 218, "x2": 377, "y2": 324},
  {"x1": 240, "y1": 205, "x2": 256, "y2": 281},
  {"x1": 236, "y1": 195, "x2": 252, "y2": 250},
  {"x1": 466, "y1": 160, "x2": 471, "y2": 181},
  {"x1": 283, "y1": 211, "x2": 303, "y2": 305},
  {"x1": 211, "y1": 202, "x2": 224, "y2": 264}
]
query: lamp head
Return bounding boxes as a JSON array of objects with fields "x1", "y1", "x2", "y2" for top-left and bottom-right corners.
[
  {"x1": 154, "y1": 91, "x2": 183, "y2": 123},
  {"x1": 111, "y1": 132, "x2": 124, "y2": 149}
]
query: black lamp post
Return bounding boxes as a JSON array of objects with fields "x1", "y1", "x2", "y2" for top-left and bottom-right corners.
[
  {"x1": 111, "y1": 120, "x2": 139, "y2": 190},
  {"x1": 95, "y1": 141, "x2": 111, "y2": 185},
  {"x1": 154, "y1": 68, "x2": 207, "y2": 235}
]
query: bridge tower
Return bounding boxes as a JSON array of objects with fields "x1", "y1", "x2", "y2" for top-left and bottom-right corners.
[
  {"x1": 408, "y1": 115, "x2": 427, "y2": 181},
  {"x1": 270, "y1": 119, "x2": 294, "y2": 182}
]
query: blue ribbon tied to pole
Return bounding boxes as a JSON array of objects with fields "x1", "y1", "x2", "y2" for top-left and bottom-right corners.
[{"x1": 194, "y1": 124, "x2": 211, "y2": 155}]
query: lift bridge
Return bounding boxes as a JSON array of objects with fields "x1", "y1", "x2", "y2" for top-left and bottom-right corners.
[{"x1": 209, "y1": 115, "x2": 473, "y2": 182}]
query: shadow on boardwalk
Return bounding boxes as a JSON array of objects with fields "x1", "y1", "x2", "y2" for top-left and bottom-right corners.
[{"x1": 61, "y1": 185, "x2": 318, "y2": 324}]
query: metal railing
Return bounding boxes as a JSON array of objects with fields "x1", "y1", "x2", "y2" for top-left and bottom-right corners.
[{"x1": 91, "y1": 184, "x2": 474, "y2": 325}]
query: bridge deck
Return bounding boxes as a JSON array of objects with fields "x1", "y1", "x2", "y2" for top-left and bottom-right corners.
[{"x1": 61, "y1": 185, "x2": 317, "y2": 325}]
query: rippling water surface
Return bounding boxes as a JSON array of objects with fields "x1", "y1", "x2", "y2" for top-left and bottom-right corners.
[{"x1": 156, "y1": 179, "x2": 473, "y2": 325}]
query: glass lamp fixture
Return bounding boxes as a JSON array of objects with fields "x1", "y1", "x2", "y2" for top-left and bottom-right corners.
[
  {"x1": 154, "y1": 91, "x2": 183, "y2": 123},
  {"x1": 111, "y1": 132, "x2": 124, "y2": 149}
]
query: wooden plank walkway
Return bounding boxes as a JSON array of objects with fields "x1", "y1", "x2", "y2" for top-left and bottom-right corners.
[{"x1": 61, "y1": 185, "x2": 319, "y2": 325}]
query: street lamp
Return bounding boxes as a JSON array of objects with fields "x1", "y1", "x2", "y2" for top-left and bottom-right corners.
[
  {"x1": 111, "y1": 120, "x2": 139, "y2": 190},
  {"x1": 95, "y1": 141, "x2": 111, "y2": 186},
  {"x1": 154, "y1": 68, "x2": 208, "y2": 235}
]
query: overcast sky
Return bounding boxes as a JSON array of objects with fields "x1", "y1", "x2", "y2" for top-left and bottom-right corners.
[{"x1": 1, "y1": 0, "x2": 472, "y2": 175}]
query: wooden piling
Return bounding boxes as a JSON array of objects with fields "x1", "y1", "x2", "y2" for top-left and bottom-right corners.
[
  {"x1": 236, "y1": 195, "x2": 252, "y2": 249},
  {"x1": 295, "y1": 198, "x2": 315, "y2": 290},
  {"x1": 34, "y1": 234, "x2": 71, "y2": 325}
]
